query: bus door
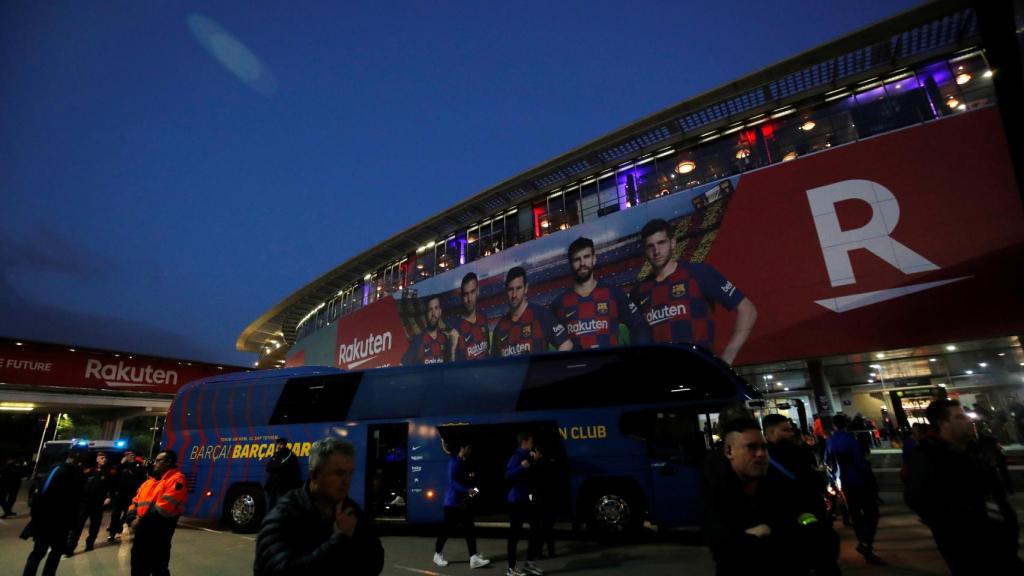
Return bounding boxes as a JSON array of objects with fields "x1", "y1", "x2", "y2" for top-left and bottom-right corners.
[
  {"x1": 365, "y1": 424, "x2": 408, "y2": 519},
  {"x1": 436, "y1": 421, "x2": 567, "y2": 522},
  {"x1": 640, "y1": 409, "x2": 716, "y2": 528}
]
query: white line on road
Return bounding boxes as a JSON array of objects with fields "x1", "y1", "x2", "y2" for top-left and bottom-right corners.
[{"x1": 393, "y1": 565, "x2": 448, "y2": 576}]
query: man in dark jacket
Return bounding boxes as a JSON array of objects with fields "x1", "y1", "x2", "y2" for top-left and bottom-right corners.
[
  {"x1": 107, "y1": 450, "x2": 144, "y2": 542},
  {"x1": 1, "y1": 456, "x2": 24, "y2": 517},
  {"x1": 826, "y1": 413, "x2": 882, "y2": 564},
  {"x1": 67, "y1": 451, "x2": 114, "y2": 554},
  {"x1": 701, "y1": 418, "x2": 839, "y2": 576},
  {"x1": 763, "y1": 415, "x2": 827, "y2": 521},
  {"x1": 22, "y1": 448, "x2": 84, "y2": 576},
  {"x1": 265, "y1": 438, "x2": 302, "y2": 510},
  {"x1": 905, "y1": 399, "x2": 1023, "y2": 574},
  {"x1": 505, "y1": 432, "x2": 542, "y2": 576},
  {"x1": 254, "y1": 437, "x2": 383, "y2": 576}
]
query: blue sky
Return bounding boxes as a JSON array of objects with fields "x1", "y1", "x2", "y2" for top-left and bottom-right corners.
[{"x1": 0, "y1": 1, "x2": 923, "y2": 365}]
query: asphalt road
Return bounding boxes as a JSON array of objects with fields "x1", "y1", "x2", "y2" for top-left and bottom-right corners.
[{"x1": 2, "y1": 491, "x2": 1021, "y2": 575}]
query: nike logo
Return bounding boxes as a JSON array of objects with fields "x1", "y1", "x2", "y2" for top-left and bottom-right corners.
[
  {"x1": 346, "y1": 355, "x2": 379, "y2": 369},
  {"x1": 411, "y1": 445, "x2": 423, "y2": 451},
  {"x1": 814, "y1": 276, "x2": 971, "y2": 313},
  {"x1": 564, "y1": 310, "x2": 577, "y2": 318}
]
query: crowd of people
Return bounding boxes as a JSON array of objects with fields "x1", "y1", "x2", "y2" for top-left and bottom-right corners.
[
  {"x1": 10, "y1": 399, "x2": 1022, "y2": 575},
  {"x1": 17, "y1": 447, "x2": 186, "y2": 576}
]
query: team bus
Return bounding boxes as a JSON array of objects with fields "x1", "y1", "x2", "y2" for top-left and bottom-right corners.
[{"x1": 164, "y1": 344, "x2": 758, "y2": 533}]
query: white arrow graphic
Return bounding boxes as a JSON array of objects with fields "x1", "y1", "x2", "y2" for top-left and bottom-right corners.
[{"x1": 814, "y1": 276, "x2": 972, "y2": 313}]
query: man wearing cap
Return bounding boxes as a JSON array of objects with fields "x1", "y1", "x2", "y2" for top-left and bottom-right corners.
[{"x1": 126, "y1": 450, "x2": 187, "y2": 576}]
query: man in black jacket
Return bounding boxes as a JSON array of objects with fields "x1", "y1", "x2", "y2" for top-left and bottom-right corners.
[
  {"x1": 22, "y1": 448, "x2": 84, "y2": 576},
  {"x1": 265, "y1": 438, "x2": 302, "y2": 510},
  {"x1": 67, "y1": 451, "x2": 114, "y2": 555},
  {"x1": 254, "y1": 437, "x2": 384, "y2": 576},
  {"x1": 107, "y1": 450, "x2": 144, "y2": 543},
  {"x1": 701, "y1": 418, "x2": 839, "y2": 576},
  {"x1": 905, "y1": 399, "x2": 1023, "y2": 574}
]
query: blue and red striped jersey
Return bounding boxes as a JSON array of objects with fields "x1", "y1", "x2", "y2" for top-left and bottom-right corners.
[
  {"x1": 448, "y1": 313, "x2": 490, "y2": 361},
  {"x1": 491, "y1": 303, "x2": 569, "y2": 357},
  {"x1": 401, "y1": 330, "x2": 451, "y2": 365},
  {"x1": 629, "y1": 262, "x2": 744, "y2": 349},
  {"x1": 550, "y1": 282, "x2": 650, "y2": 349}
]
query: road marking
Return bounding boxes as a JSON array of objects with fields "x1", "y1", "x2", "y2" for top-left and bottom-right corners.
[{"x1": 394, "y1": 565, "x2": 447, "y2": 576}]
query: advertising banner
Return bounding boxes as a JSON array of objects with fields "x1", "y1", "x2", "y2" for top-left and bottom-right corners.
[
  {"x1": 308, "y1": 108, "x2": 1022, "y2": 369},
  {"x1": 0, "y1": 341, "x2": 237, "y2": 394}
]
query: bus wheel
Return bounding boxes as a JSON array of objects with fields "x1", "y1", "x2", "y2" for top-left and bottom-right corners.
[
  {"x1": 226, "y1": 486, "x2": 265, "y2": 533},
  {"x1": 585, "y1": 488, "x2": 642, "y2": 535}
]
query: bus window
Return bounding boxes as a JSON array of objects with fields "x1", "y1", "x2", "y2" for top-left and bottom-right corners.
[
  {"x1": 350, "y1": 369, "x2": 438, "y2": 419},
  {"x1": 269, "y1": 374, "x2": 362, "y2": 425},
  {"x1": 621, "y1": 408, "x2": 712, "y2": 465}
]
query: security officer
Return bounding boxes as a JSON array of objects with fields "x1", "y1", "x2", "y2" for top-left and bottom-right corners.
[
  {"x1": 67, "y1": 451, "x2": 114, "y2": 554},
  {"x1": 126, "y1": 450, "x2": 186, "y2": 576},
  {"x1": 108, "y1": 450, "x2": 144, "y2": 542}
]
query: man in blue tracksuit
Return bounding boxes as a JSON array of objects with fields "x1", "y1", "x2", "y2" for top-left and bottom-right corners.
[
  {"x1": 433, "y1": 443, "x2": 489, "y2": 569},
  {"x1": 826, "y1": 414, "x2": 882, "y2": 564},
  {"x1": 505, "y1": 433, "x2": 543, "y2": 576}
]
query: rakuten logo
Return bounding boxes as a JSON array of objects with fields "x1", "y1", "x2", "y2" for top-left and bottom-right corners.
[
  {"x1": 500, "y1": 343, "x2": 532, "y2": 357},
  {"x1": 338, "y1": 332, "x2": 393, "y2": 369},
  {"x1": 568, "y1": 319, "x2": 609, "y2": 335},
  {"x1": 466, "y1": 341, "x2": 488, "y2": 358},
  {"x1": 645, "y1": 304, "x2": 687, "y2": 325},
  {"x1": 84, "y1": 359, "x2": 178, "y2": 388}
]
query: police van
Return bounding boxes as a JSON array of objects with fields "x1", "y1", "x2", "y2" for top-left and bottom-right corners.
[{"x1": 27, "y1": 439, "x2": 130, "y2": 505}]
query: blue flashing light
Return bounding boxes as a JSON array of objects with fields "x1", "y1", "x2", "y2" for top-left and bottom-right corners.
[
  {"x1": 115, "y1": 440, "x2": 127, "y2": 448},
  {"x1": 75, "y1": 440, "x2": 89, "y2": 447}
]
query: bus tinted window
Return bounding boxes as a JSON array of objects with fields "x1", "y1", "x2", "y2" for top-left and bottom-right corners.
[
  {"x1": 349, "y1": 369, "x2": 440, "y2": 420},
  {"x1": 435, "y1": 360, "x2": 527, "y2": 415},
  {"x1": 270, "y1": 374, "x2": 362, "y2": 424},
  {"x1": 517, "y1": 347, "x2": 736, "y2": 411}
]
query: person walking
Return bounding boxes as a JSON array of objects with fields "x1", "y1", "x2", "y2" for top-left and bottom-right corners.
[
  {"x1": 505, "y1": 432, "x2": 543, "y2": 576},
  {"x1": 905, "y1": 399, "x2": 1024, "y2": 574},
  {"x1": 827, "y1": 413, "x2": 882, "y2": 564},
  {"x1": 22, "y1": 447, "x2": 84, "y2": 576},
  {"x1": 265, "y1": 438, "x2": 302, "y2": 510},
  {"x1": 67, "y1": 451, "x2": 114, "y2": 555},
  {"x1": 433, "y1": 443, "x2": 489, "y2": 569}
]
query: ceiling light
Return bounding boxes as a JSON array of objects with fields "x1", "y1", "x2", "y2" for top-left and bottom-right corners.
[
  {"x1": 955, "y1": 72, "x2": 972, "y2": 85},
  {"x1": 782, "y1": 151, "x2": 798, "y2": 162},
  {"x1": 784, "y1": 387, "x2": 790, "y2": 391},
  {"x1": 800, "y1": 120, "x2": 816, "y2": 131},
  {"x1": 675, "y1": 160, "x2": 696, "y2": 174},
  {"x1": 0, "y1": 402, "x2": 35, "y2": 412},
  {"x1": 540, "y1": 219, "x2": 550, "y2": 229},
  {"x1": 870, "y1": 364, "x2": 882, "y2": 369},
  {"x1": 966, "y1": 370, "x2": 974, "y2": 375},
  {"x1": 998, "y1": 353, "x2": 1006, "y2": 357},
  {"x1": 868, "y1": 379, "x2": 874, "y2": 383},
  {"x1": 765, "y1": 375, "x2": 774, "y2": 380},
  {"x1": 957, "y1": 104, "x2": 967, "y2": 111},
  {"x1": 946, "y1": 97, "x2": 960, "y2": 109},
  {"x1": 15, "y1": 342, "x2": 23, "y2": 346},
  {"x1": 876, "y1": 353, "x2": 885, "y2": 359},
  {"x1": 946, "y1": 345, "x2": 957, "y2": 351},
  {"x1": 983, "y1": 70, "x2": 993, "y2": 78},
  {"x1": 979, "y1": 363, "x2": 987, "y2": 368},
  {"x1": 735, "y1": 148, "x2": 751, "y2": 159}
]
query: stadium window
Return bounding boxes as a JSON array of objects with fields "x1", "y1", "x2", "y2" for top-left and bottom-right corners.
[
  {"x1": 466, "y1": 226, "x2": 480, "y2": 262},
  {"x1": 596, "y1": 172, "x2": 619, "y2": 217},
  {"x1": 579, "y1": 177, "x2": 599, "y2": 222},
  {"x1": 490, "y1": 213, "x2": 505, "y2": 251},
  {"x1": 505, "y1": 210, "x2": 522, "y2": 248},
  {"x1": 563, "y1": 183, "x2": 582, "y2": 227}
]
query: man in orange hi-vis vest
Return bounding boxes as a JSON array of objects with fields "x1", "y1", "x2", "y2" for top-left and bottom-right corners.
[{"x1": 126, "y1": 450, "x2": 186, "y2": 576}]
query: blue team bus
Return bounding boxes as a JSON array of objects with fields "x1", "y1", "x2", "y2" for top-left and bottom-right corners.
[{"x1": 164, "y1": 344, "x2": 759, "y2": 533}]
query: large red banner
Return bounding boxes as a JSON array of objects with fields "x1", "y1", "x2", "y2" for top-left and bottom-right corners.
[
  {"x1": 334, "y1": 295, "x2": 407, "y2": 369},
  {"x1": 0, "y1": 341, "x2": 241, "y2": 394},
  {"x1": 710, "y1": 108, "x2": 1024, "y2": 363}
]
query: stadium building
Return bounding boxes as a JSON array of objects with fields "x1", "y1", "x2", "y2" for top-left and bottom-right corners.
[{"x1": 239, "y1": 0, "x2": 1024, "y2": 436}]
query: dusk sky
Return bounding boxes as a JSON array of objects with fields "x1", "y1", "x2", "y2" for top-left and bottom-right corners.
[{"x1": 1, "y1": 1, "x2": 923, "y2": 366}]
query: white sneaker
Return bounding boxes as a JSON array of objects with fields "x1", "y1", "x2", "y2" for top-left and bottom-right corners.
[
  {"x1": 433, "y1": 552, "x2": 449, "y2": 567},
  {"x1": 506, "y1": 568, "x2": 525, "y2": 576},
  {"x1": 523, "y1": 562, "x2": 545, "y2": 576},
  {"x1": 470, "y1": 554, "x2": 491, "y2": 568}
]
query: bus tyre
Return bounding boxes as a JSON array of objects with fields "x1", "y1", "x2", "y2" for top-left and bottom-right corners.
[
  {"x1": 226, "y1": 485, "x2": 265, "y2": 533},
  {"x1": 583, "y1": 486, "x2": 643, "y2": 536}
]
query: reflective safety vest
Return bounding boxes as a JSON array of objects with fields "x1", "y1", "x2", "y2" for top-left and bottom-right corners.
[{"x1": 129, "y1": 468, "x2": 187, "y2": 519}]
